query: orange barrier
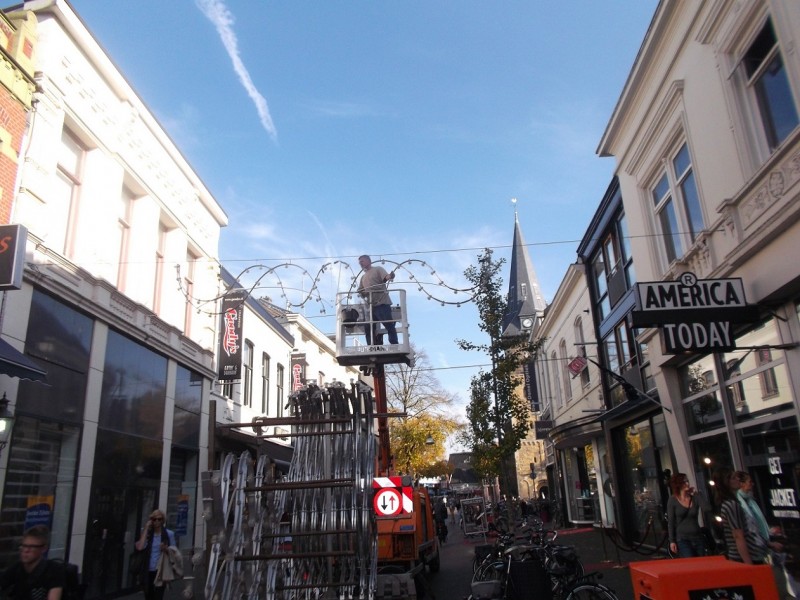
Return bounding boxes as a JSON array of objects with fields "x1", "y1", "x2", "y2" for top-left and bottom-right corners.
[{"x1": 630, "y1": 555, "x2": 778, "y2": 599}]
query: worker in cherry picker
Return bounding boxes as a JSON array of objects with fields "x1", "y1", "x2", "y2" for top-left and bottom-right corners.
[{"x1": 358, "y1": 255, "x2": 399, "y2": 346}]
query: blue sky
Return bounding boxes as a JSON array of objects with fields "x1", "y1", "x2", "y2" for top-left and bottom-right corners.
[{"x1": 68, "y1": 0, "x2": 658, "y2": 414}]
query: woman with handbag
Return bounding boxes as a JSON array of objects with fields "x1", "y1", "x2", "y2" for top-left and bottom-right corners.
[
  {"x1": 667, "y1": 473, "x2": 711, "y2": 557},
  {"x1": 134, "y1": 510, "x2": 176, "y2": 600}
]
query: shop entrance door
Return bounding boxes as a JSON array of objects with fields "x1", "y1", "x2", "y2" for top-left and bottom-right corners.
[{"x1": 83, "y1": 486, "x2": 157, "y2": 598}]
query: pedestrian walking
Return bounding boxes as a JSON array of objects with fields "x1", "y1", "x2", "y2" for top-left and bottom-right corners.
[
  {"x1": 0, "y1": 525, "x2": 65, "y2": 600},
  {"x1": 134, "y1": 510, "x2": 177, "y2": 600}
]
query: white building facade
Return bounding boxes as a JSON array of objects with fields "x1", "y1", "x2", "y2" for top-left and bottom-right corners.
[
  {"x1": 0, "y1": 2, "x2": 226, "y2": 595},
  {"x1": 533, "y1": 263, "x2": 606, "y2": 526},
  {"x1": 591, "y1": 0, "x2": 800, "y2": 541}
]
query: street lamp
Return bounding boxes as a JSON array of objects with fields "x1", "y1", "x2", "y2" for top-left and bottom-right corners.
[
  {"x1": 0, "y1": 393, "x2": 16, "y2": 454},
  {"x1": 425, "y1": 435, "x2": 435, "y2": 446}
]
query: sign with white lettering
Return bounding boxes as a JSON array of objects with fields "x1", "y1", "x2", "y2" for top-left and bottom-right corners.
[
  {"x1": 661, "y1": 322, "x2": 734, "y2": 353},
  {"x1": 632, "y1": 272, "x2": 759, "y2": 328},
  {"x1": 631, "y1": 272, "x2": 760, "y2": 354}
]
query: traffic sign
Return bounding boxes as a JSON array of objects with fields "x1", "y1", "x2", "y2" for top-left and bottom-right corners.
[
  {"x1": 373, "y1": 488, "x2": 402, "y2": 517},
  {"x1": 372, "y1": 477, "x2": 414, "y2": 514}
]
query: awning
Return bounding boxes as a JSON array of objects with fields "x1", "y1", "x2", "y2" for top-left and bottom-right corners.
[{"x1": 0, "y1": 338, "x2": 47, "y2": 382}]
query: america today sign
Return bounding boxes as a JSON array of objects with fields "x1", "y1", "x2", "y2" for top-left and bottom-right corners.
[{"x1": 631, "y1": 272, "x2": 759, "y2": 354}]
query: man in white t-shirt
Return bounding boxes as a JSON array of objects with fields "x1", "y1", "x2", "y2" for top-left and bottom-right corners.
[{"x1": 357, "y1": 255, "x2": 398, "y2": 345}]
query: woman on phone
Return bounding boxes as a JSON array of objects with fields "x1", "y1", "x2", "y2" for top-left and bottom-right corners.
[
  {"x1": 667, "y1": 473, "x2": 711, "y2": 557},
  {"x1": 135, "y1": 510, "x2": 176, "y2": 600}
]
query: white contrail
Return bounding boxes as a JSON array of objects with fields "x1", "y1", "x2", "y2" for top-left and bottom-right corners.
[{"x1": 196, "y1": 0, "x2": 277, "y2": 141}]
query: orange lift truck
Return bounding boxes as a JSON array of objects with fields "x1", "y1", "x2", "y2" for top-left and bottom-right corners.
[{"x1": 335, "y1": 289, "x2": 440, "y2": 598}]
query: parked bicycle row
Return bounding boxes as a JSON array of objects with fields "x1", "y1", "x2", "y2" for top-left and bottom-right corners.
[{"x1": 465, "y1": 519, "x2": 620, "y2": 600}]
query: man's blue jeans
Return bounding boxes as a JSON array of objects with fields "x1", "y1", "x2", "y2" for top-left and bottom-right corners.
[{"x1": 365, "y1": 304, "x2": 398, "y2": 345}]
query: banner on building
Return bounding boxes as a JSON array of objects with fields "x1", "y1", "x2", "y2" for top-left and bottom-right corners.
[
  {"x1": 522, "y1": 360, "x2": 539, "y2": 412},
  {"x1": 218, "y1": 291, "x2": 246, "y2": 381},
  {"x1": 291, "y1": 353, "x2": 307, "y2": 391},
  {"x1": 533, "y1": 420, "x2": 553, "y2": 439},
  {"x1": 0, "y1": 224, "x2": 27, "y2": 291}
]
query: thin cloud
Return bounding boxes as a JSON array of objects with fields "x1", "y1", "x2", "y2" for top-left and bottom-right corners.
[
  {"x1": 305, "y1": 100, "x2": 387, "y2": 119},
  {"x1": 195, "y1": 0, "x2": 277, "y2": 141}
]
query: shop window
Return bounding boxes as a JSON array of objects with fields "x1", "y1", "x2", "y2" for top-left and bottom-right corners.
[
  {"x1": 755, "y1": 348, "x2": 779, "y2": 398},
  {"x1": 174, "y1": 366, "x2": 202, "y2": 449},
  {"x1": 99, "y1": 330, "x2": 168, "y2": 439},
  {"x1": 0, "y1": 418, "x2": 80, "y2": 565},
  {"x1": 21, "y1": 290, "x2": 93, "y2": 423},
  {"x1": 722, "y1": 321, "x2": 792, "y2": 423},
  {"x1": 168, "y1": 448, "x2": 198, "y2": 548}
]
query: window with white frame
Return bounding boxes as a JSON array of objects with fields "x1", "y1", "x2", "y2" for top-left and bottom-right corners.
[
  {"x1": 550, "y1": 350, "x2": 562, "y2": 408},
  {"x1": 261, "y1": 353, "x2": 270, "y2": 414},
  {"x1": 52, "y1": 129, "x2": 86, "y2": 257},
  {"x1": 276, "y1": 364, "x2": 285, "y2": 417},
  {"x1": 243, "y1": 340, "x2": 253, "y2": 407},
  {"x1": 559, "y1": 339, "x2": 572, "y2": 403},
  {"x1": 651, "y1": 142, "x2": 703, "y2": 264},
  {"x1": 114, "y1": 187, "x2": 134, "y2": 291},
  {"x1": 183, "y1": 250, "x2": 198, "y2": 334},
  {"x1": 154, "y1": 223, "x2": 168, "y2": 313},
  {"x1": 740, "y1": 17, "x2": 799, "y2": 153}
]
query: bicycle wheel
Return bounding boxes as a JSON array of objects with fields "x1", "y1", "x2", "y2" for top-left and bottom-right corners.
[
  {"x1": 565, "y1": 583, "x2": 619, "y2": 600},
  {"x1": 473, "y1": 559, "x2": 505, "y2": 583}
]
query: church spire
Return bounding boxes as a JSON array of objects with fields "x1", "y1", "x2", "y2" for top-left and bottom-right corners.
[{"x1": 502, "y1": 203, "x2": 547, "y2": 337}]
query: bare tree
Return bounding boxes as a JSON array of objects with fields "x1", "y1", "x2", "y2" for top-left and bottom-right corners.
[
  {"x1": 385, "y1": 346, "x2": 459, "y2": 417},
  {"x1": 384, "y1": 346, "x2": 462, "y2": 476}
]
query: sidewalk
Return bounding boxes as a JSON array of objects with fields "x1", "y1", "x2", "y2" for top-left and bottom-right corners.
[{"x1": 551, "y1": 525, "x2": 670, "y2": 599}]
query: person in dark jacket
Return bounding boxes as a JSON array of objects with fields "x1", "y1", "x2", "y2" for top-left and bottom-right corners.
[
  {"x1": 0, "y1": 525, "x2": 65, "y2": 600},
  {"x1": 134, "y1": 510, "x2": 176, "y2": 600}
]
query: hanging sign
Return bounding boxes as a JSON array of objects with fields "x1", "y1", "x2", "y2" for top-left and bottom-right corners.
[
  {"x1": 631, "y1": 272, "x2": 759, "y2": 354},
  {"x1": 0, "y1": 224, "x2": 27, "y2": 291},
  {"x1": 217, "y1": 291, "x2": 245, "y2": 381}
]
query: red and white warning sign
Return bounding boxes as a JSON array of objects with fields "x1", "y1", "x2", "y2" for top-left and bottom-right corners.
[
  {"x1": 373, "y1": 487, "x2": 402, "y2": 516},
  {"x1": 372, "y1": 476, "x2": 414, "y2": 515}
]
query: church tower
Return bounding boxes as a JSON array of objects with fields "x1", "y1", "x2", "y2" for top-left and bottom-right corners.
[{"x1": 502, "y1": 208, "x2": 547, "y2": 338}]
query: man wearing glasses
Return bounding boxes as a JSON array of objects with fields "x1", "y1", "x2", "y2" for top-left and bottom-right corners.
[{"x1": 0, "y1": 525, "x2": 65, "y2": 600}]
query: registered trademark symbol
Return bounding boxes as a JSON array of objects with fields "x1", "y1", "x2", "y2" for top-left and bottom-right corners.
[{"x1": 679, "y1": 272, "x2": 698, "y2": 287}]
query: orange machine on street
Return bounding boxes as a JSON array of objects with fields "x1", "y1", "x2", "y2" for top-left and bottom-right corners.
[{"x1": 630, "y1": 555, "x2": 778, "y2": 599}]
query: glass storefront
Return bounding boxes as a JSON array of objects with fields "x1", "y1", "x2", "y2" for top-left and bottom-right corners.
[
  {"x1": 0, "y1": 291, "x2": 93, "y2": 566},
  {"x1": 679, "y1": 316, "x2": 799, "y2": 538},
  {"x1": 85, "y1": 330, "x2": 168, "y2": 598},
  {"x1": 615, "y1": 413, "x2": 673, "y2": 543},
  {"x1": 0, "y1": 290, "x2": 206, "y2": 595}
]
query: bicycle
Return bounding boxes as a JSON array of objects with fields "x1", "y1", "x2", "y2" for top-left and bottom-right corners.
[
  {"x1": 563, "y1": 572, "x2": 620, "y2": 600},
  {"x1": 470, "y1": 531, "x2": 587, "y2": 600}
]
